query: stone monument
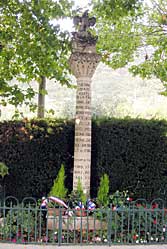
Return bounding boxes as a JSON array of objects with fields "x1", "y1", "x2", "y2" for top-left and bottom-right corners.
[{"x1": 69, "y1": 10, "x2": 101, "y2": 196}]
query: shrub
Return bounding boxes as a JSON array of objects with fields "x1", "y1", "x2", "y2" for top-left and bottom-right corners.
[
  {"x1": 0, "y1": 119, "x2": 74, "y2": 200},
  {"x1": 68, "y1": 178, "x2": 87, "y2": 207},
  {"x1": 1, "y1": 117, "x2": 167, "y2": 200},
  {"x1": 91, "y1": 118, "x2": 167, "y2": 201},
  {"x1": 76, "y1": 178, "x2": 87, "y2": 204},
  {"x1": 0, "y1": 162, "x2": 8, "y2": 178},
  {"x1": 0, "y1": 204, "x2": 35, "y2": 241},
  {"x1": 49, "y1": 164, "x2": 67, "y2": 199},
  {"x1": 97, "y1": 173, "x2": 109, "y2": 207}
]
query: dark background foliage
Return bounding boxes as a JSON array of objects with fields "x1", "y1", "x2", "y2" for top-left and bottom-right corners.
[
  {"x1": 0, "y1": 118, "x2": 167, "y2": 201},
  {"x1": 91, "y1": 118, "x2": 167, "y2": 200}
]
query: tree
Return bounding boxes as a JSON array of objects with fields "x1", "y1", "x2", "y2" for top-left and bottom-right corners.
[
  {"x1": 129, "y1": 0, "x2": 167, "y2": 94},
  {"x1": 91, "y1": 0, "x2": 143, "y2": 67},
  {"x1": 0, "y1": 0, "x2": 73, "y2": 117},
  {"x1": 92, "y1": 0, "x2": 167, "y2": 95}
]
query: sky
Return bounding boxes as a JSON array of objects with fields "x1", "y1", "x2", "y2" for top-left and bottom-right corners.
[
  {"x1": 57, "y1": 0, "x2": 151, "y2": 32},
  {"x1": 74, "y1": 0, "x2": 90, "y2": 9},
  {"x1": 56, "y1": 0, "x2": 91, "y2": 31}
]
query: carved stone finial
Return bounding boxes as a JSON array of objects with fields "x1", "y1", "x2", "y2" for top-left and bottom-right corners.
[
  {"x1": 72, "y1": 10, "x2": 97, "y2": 47},
  {"x1": 73, "y1": 10, "x2": 96, "y2": 32}
]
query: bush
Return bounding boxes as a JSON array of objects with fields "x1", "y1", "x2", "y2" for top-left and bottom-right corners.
[
  {"x1": 49, "y1": 164, "x2": 67, "y2": 199},
  {"x1": 0, "y1": 119, "x2": 74, "y2": 200},
  {"x1": 97, "y1": 173, "x2": 109, "y2": 207},
  {"x1": 0, "y1": 162, "x2": 8, "y2": 178},
  {"x1": 68, "y1": 178, "x2": 87, "y2": 208},
  {"x1": 1, "y1": 204, "x2": 35, "y2": 241},
  {"x1": 91, "y1": 118, "x2": 167, "y2": 201},
  {"x1": 0, "y1": 117, "x2": 167, "y2": 200}
]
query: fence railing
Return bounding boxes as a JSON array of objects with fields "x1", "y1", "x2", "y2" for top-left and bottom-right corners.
[{"x1": 0, "y1": 197, "x2": 167, "y2": 245}]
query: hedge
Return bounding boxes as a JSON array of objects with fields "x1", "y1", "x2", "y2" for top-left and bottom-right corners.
[
  {"x1": 91, "y1": 118, "x2": 167, "y2": 200},
  {"x1": 0, "y1": 119, "x2": 74, "y2": 200},
  {"x1": 0, "y1": 118, "x2": 167, "y2": 201}
]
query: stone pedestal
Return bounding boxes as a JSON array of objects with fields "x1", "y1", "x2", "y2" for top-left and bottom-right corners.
[{"x1": 47, "y1": 215, "x2": 107, "y2": 231}]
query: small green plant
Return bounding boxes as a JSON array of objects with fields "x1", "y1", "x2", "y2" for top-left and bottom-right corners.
[
  {"x1": 76, "y1": 178, "x2": 86, "y2": 204},
  {"x1": 1, "y1": 204, "x2": 35, "y2": 241},
  {"x1": 97, "y1": 173, "x2": 109, "y2": 207},
  {"x1": 49, "y1": 164, "x2": 67, "y2": 199},
  {"x1": 109, "y1": 190, "x2": 130, "y2": 207},
  {"x1": 68, "y1": 178, "x2": 87, "y2": 207},
  {"x1": 0, "y1": 162, "x2": 9, "y2": 178}
]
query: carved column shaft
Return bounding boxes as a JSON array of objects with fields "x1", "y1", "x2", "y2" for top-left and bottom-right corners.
[
  {"x1": 70, "y1": 52, "x2": 101, "y2": 195},
  {"x1": 74, "y1": 76, "x2": 91, "y2": 195}
]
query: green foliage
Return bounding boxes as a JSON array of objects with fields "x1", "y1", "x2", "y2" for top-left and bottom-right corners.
[
  {"x1": 97, "y1": 173, "x2": 109, "y2": 207},
  {"x1": 92, "y1": 0, "x2": 143, "y2": 69},
  {"x1": 0, "y1": 0, "x2": 73, "y2": 109},
  {"x1": 0, "y1": 117, "x2": 167, "y2": 201},
  {"x1": 68, "y1": 178, "x2": 87, "y2": 207},
  {"x1": 109, "y1": 190, "x2": 129, "y2": 207},
  {"x1": 92, "y1": 0, "x2": 142, "y2": 21},
  {"x1": 93, "y1": 0, "x2": 167, "y2": 95},
  {"x1": 49, "y1": 164, "x2": 67, "y2": 199},
  {"x1": 0, "y1": 162, "x2": 8, "y2": 178},
  {"x1": 91, "y1": 118, "x2": 167, "y2": 201},
  {"x1": 0, "y1": 118, "x2": 74, "y2": 200},
  {"x1": 128, "y1": 0, "x2": 167, "y2": 88},
  {"x1": 1, "y1": 204, "x2": 35, "y2": 240},
  {"x1": 76, "y1": 178, "x2": 87, "y2": 204}
]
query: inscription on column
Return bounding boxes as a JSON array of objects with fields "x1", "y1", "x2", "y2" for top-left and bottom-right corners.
[
  {"x1": 73, "y1": 76, "x2": 92, "y2": 192},
  {"x1": 69, "y1": 42, "x2": 101, "y2": 195}
]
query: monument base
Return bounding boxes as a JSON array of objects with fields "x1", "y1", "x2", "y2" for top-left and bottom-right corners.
[{"x1": 47, "y1": 215, "x2": 107, "y2": 231}]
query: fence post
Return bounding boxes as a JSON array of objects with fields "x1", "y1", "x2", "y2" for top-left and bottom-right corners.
[
  {"x1": 58, "y1": 207, "x2": 62, "y2": 246},
  {"x1": 107, "y1": 205, "x2": 112, "y2": 246}
]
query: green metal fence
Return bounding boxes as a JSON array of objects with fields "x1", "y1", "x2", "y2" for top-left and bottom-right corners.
[{"x1": 0, "y1": 197, "x2": 167, "y2": 245}]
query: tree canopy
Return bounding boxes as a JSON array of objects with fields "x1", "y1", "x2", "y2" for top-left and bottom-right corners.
[
  {"x1": 0, "y1": 0, "x2": 72, "y2": 111},
  {"x1": 93, "y1": 0, "x2": 167, "y2": 94},
  {"x1": 2, "y1": 0, "x2": 167, "y2": 115},
  {"x1": 91, "y1": 0, "x2": 142, "y2": 67},
  {"x1": 130, "y1": 0, "x2": 167, "y2": 94}
]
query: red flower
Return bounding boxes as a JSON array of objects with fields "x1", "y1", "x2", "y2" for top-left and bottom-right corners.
[
  {"x1": 133, "y1": 234, "x2": 137, "y2": 240},
  {"x1": 152, "y1": 203, "x2": 158, "y2": 209},
  {"x1": 153, "y1": 219, "x2": 157, "y2": 224}
]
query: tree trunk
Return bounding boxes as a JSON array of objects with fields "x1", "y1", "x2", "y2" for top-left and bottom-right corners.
[{"x1": 37, "y1": 76, "x2": 46, "y2": 118}]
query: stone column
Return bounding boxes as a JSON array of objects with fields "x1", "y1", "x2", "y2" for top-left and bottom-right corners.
[{"x1": 69, "y1": 11, "x2": 101, "y2": 196}]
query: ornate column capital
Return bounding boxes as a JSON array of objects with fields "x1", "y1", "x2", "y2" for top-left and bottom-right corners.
[
  {"x1": 69, "y1": 51, "x2": 101, "y2": 78},
  {"x1": 69, "y1": 10, "x2": 101, "y2": 79}
]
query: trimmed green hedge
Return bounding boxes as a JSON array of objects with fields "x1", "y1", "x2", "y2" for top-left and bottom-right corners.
[
  {"x1": 0, "y1": 118, "x2": 167, "y2": 201},
  {"x1": 0, "y1": 119, "x2": 74, "y2": 200},
  {"x1": 91, "y1": 118, "x2": 167, "y2": 200}
]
